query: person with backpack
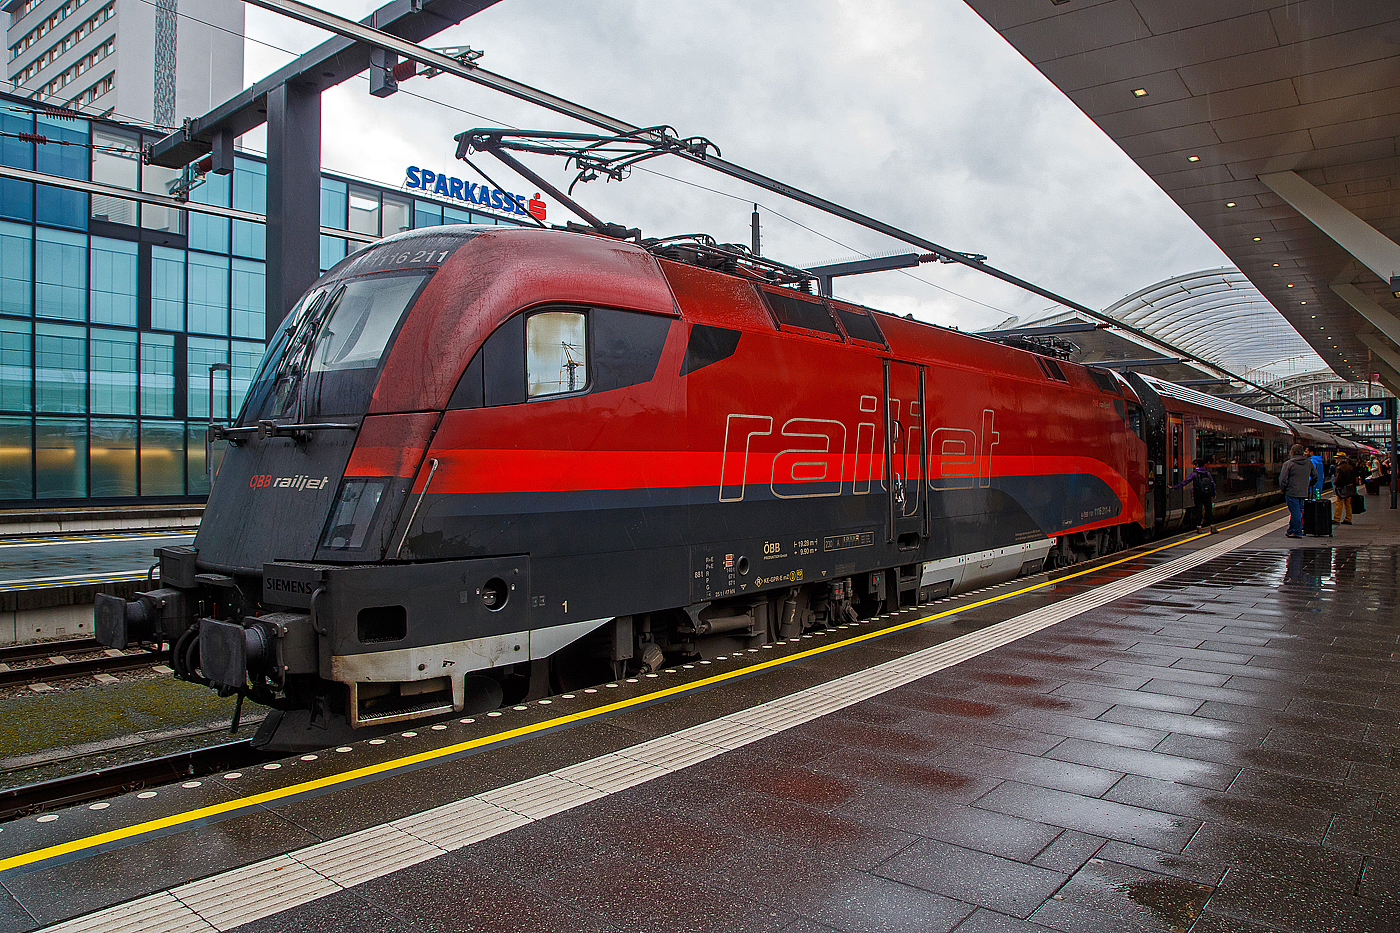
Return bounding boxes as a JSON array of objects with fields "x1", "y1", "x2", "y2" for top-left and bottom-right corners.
[
  {"x1": 1280, "y1": 444, "x2": 1320, "y2": 538},
  {"x1": 1172, "y1": 458, "x2": 1217, "y2": 533},
  {"x1": 1306, "y1": 446, "x2": 1324, "y2": 497},
  {"x1": 1333, "y1": 451, "x2": 1357, "y2": 525}
]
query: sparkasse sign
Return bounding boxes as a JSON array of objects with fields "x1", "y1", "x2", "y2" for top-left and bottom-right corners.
[{"x1": 405, "y1": 166, "x2": 546, "y2": 221}]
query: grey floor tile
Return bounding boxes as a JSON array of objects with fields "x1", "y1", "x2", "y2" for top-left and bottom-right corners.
[
  {"x1": 1104, "y1": 773, "x2": 1332, "y2": 842},
  {"x1": 1053, "y1": 678, "x2": 1209, "y2": 713},
  {"x1": 875, "y1": 837, "x2": 1067, "y2": 918},
  {"x1": 1357, "y1": 855, "x2": 1400, "y2": 904},
  {"x1": 1044, "y1": 737, "x2": 1240, "y2": 790},
  {"x1": 1154, "y1": 732, "x2": 1350, "y2": 782},
  {"x1": 229, "y1": 889, "x2": 423, "y2": 933},
  {"x1": 1029, "y1": 830, "x2": 1104, "y2": 874},
  {"x1": 1183, "y1": 821, "x2": 1363, "y2": 892},
  {"x1": 902, "y1": 804, "x2": 1063, "y2": 862},
  {"x1": 1001, "y1": 709, "x2": 1168, "y2": 750},
  {"x1": 714, "y1": 845, "x2": 974, "y2": 933},
  {"x1": 976, "y1": 782, "x2": 1200, "y2": 853},
  {"x1": 1091, "y1": 658, "x2": 1233, "y2": 688},
  {"x1": 950, "y1": 907, "x2": 1061, "y2": 932},
  {"x1": 702, "y1": 792, "x2": 916, "y2": 869},
  {"x1": 1091, "y1": 841, "x2": 1227, "y2": 888},
  {"x1": 939, "y1": 743, "x2": 1124, "y2": 796},
  {"x1": 1049, "y1": 858, "x2": 1213, "y2": 932},
  {"x1": 0, "y1": 887, "x2": 35, "y2": 933},
  {"x1": 1324, "y1": 814, "x2": 1400, "y2": 860},
  {"x1": 1204, "y1": 865, "x2": 1393, "y2": 933},
  {"x1": 696, "y1": 757, "x2": 865, "y2": 810}
]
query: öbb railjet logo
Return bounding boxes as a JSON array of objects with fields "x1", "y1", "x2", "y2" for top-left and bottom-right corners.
[{"x1": 248, "y1": 474, "x2": 331, "y2": 491}]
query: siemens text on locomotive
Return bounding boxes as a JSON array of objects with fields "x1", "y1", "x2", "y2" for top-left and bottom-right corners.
[{"x1": 94, "y1": 225, "x2": 1356, "y2": 748}]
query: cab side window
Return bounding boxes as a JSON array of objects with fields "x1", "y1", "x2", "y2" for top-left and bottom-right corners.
[
  {"x1": 527, "y1": 310, "x2": 589, "y2": 397},
  {"x1": 1126, "y1": 403, "x2": 1144, "y2": 441},
  {"x1": 448, "y1": 306, "x2": 671, "y2": 409}
]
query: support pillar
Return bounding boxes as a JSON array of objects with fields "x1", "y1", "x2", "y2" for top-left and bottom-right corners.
[
  {"x1": 1355, "y1": 334, "x2": 1400, "y2": 398},
  {"x1": 265, "y1": 81, "x2": 322, "y2": 339},
  {"x1": 1332, "y1": 283, "x2": 1400, "y2": 348},
  {"x1": 1258, "y1": 171, "x2": 1400, "y2": 285}
]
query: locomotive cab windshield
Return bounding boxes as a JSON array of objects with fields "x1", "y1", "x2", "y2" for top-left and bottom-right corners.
[{"x1": 240, "y1": 270, "x2": 433, "y2": 425}]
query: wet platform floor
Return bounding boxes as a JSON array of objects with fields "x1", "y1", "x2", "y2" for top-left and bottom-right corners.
[{"x1": 5, "y1": 503, "x2": 1400, "y2": 932}]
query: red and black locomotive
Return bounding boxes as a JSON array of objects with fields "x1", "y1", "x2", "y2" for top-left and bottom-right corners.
[{"x1": 94, "y1": 224, "x2": 1312, "y2": 748}]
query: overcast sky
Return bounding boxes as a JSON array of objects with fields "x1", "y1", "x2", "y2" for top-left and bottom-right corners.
[{"x1": 241, "y1": 0, "x2": 1235, "y2": 333}]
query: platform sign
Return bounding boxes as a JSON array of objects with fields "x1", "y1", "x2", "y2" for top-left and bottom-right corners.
[{"x1": 1320, "y1": 398, "x2": 1395, "y2": 420}]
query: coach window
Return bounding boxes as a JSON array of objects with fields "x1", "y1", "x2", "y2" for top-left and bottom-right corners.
[
  {"x1": 1125, "y1": 402, "x2": 1144, "y2": 441},
  {"x1": 527, "y1": 310, "x2": 588, "y2": 397}
]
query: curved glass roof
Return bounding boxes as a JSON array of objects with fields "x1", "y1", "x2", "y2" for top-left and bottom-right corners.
[{"x1": 1101, "y1": 268, "x2": 1328, "y2": 379}]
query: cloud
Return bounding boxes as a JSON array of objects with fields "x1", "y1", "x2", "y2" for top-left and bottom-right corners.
[{"x1": 242, "y1": 0, "x2": 1233, "y2": 330}]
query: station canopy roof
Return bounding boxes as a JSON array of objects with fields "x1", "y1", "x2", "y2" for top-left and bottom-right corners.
[
  {"x1": 1101, "y1": 267, "x2": 1327, "y2": 380},
  {"x1": 964, "y1": 0, "x2": 1400, "y2": 397}
]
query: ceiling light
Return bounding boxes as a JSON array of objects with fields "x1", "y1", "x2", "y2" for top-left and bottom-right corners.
[
  {"x1": 1287, "y1": 283, "x2": 1294, "y2": 287},
  {"x1": 1311, "y1": 315, "x2": 1316, "y2": 319},
  {"x1": 1187, "y1": 155, "x2": 1200, "y2": 162},
  {"x1": 1392, "y1": 275, "x2": 1400, "y2": 299},
  {"x1": 1301, "y1": 301, "x2": 1307, "y2": 304},
  {"x1": 1132, "y1": 88, "x2": 1148, "y2": 97},
  {"x1": 1253, "y1": 237, "x2": 1261, "y2": 241},
  {"x1": 1226, "y1": 202, "x2": 1236, "y2": 208},
  {"x1": 1273, "y1": 263, "x2": 1280, "y2": 267}
]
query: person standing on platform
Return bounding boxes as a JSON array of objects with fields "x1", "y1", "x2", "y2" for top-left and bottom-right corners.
[
  {"x1": 1280, "y1": 444, "x2": 1318, "y2": 539},
  {"x1": 1306, "y1": 446, "x2": 1325, "y2": 497},
  {"x1": 1333, "y1": 451, "x2": 1357, "y2": 525},
  {"x1": 1172, "y1": 459, "x2": 1217, "y2": 532},
  {"x1": 1368, "y1": 455, "x2": 1382, "y2": 495}
]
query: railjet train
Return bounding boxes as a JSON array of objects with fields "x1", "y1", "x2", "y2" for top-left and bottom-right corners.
[{"x1": 94, "y1": 225, "x2": 1331, "y2": 747}]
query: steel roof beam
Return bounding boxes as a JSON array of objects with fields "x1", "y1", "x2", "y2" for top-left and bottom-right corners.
[
  {"x1": 1097, "y1": 358, "x2": 1183, "y2": 368},
  {"x1": 148, "y1": 0, "x2": 502, "y2": 168},
  {"x1": 0, "y1": 163, "x2": 375, "y2": 241},
  {"x1": 1259, "y1": 171, "x2": 1400, "y2": 292},
  {"x1": 980, "y1": 323, "x2": 1104, "y2": 338}
]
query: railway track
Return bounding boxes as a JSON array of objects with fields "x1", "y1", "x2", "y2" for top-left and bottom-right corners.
[
  {"x1": 0, "y1": 740, "x2": 274, "y2": 821},
  {"x1": 0, "y1": 638, "x2": 166, "y2": 689}
]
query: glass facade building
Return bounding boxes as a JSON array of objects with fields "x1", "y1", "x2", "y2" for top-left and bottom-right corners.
[{"x1": 0, "y1": 95, "x2": 528, "y2": 505}]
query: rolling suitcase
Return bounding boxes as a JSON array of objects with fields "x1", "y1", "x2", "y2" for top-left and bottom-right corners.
[
  {"x1": 1302, "y1": 499, "x2": 1332, "y2": 537},
  {"x1": 1353, "y1": 492, "x2": 1366, "y2": 514}
]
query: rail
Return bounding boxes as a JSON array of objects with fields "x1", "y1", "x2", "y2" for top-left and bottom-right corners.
[{"x1": 0, "y1": 741, "x2": 273, "y2": 822}]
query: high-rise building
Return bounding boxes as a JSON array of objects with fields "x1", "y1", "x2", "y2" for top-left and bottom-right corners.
[{"x1": 4, "y1": 0, "x2": 243, "y2": 127}]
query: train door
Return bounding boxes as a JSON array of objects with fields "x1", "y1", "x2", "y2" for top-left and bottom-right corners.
[
  {"x1": 884, "y1": 360, "x2": 926, "y2": 548},
  {"x1": 1168, "y1": 415, "x2": 1186, "y2": 524}
]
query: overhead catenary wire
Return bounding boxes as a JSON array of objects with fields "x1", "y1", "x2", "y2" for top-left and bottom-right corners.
[
  {"x1": 105, "y1": 0, "x2": 1018, "y2": 317},
  {"x1": 84, "y1": 0, "x2": 1329, "y2": 420}
]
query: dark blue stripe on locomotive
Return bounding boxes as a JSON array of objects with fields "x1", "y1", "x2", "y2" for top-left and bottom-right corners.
[{"x1": 401, "y1": 472, "x2": 1121, "y2": 562}]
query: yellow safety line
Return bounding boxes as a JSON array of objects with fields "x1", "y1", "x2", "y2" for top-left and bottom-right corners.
[
  {"x1": 0, "y1": 531, "x2": 194, "y2": 550},
  {"x1": 0, "y1": 572, "x2": 151, "y2": 593},
  {"x1": 0, "y1": 506, "x2": 1286, "y2": 874}
]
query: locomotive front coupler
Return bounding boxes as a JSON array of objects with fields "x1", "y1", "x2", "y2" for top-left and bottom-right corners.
[{"x1": 94, "y1": 545, "x2": 208, "y2": 649}]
